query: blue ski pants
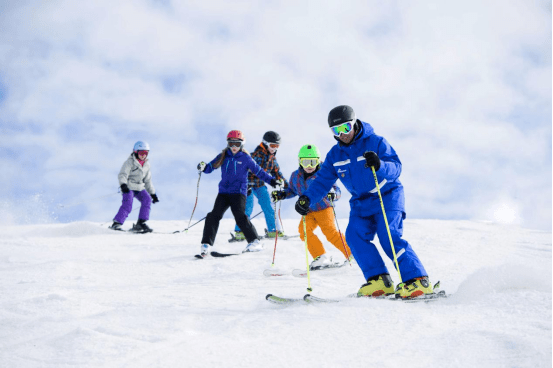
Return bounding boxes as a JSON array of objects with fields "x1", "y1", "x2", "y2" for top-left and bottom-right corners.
[
  {"x1": 345, "y1": 210, "x2": 427, "y2": 283},
  {"x1": 235, "y1": 186, "x2": 280, "y2": 232}
]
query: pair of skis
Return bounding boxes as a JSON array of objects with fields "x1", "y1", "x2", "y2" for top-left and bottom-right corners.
[
  {"x1": 108, "y1": 224, "x2": 153, "y2": 234},
  {"x1": 228, "y1": 230, "x2": 300, "y2": 243},
  {"x1": 194, "y1": 245, "x2": 271, "y2": 258},
  {"x1": 266, "y1": 289, "x2": 448, "y2": 305},
  {"x1": 263, "y1": 259, "x2": 348, "y2": 278},
  {"x1": 194, "y1": 251, "x2": 242, "y2": 259},
  {"x1": 194, "y1": 231, "x2": 301, "y2": 258}
]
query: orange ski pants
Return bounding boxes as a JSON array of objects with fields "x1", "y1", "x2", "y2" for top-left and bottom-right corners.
[{"x1": 298, "y1": 207, "x2": 351, "y2": 260}]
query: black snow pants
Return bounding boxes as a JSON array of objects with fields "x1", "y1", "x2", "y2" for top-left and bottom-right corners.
[{"x1": 201, "y1": 193, "x2": 259, "y2": 245}]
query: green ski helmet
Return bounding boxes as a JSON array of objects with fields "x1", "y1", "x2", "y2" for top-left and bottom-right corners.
[{"x1": 298, "y1": 144, "x2": 320, "y2": 159}]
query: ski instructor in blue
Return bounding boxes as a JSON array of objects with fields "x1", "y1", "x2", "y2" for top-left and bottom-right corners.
[{"x1": 294, "y1": 105, "x2": 433, "y2": 299}]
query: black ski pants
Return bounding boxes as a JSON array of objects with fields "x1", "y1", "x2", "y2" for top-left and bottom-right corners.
[{"x1": 201, "y1": 193, "x2": 259, "y2": 245}]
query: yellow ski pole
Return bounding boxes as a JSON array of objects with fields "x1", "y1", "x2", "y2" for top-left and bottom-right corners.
[
  {"x1": 371, "y1": 166, "x2": 403, "y2": 285},
  {"x1": 302, "y1": 216, "x2": 313, "y2": 292}
]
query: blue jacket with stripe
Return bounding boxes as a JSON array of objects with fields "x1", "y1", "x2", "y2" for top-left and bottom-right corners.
[
  {"x1": 203, "y1": 148, "x2": 275, "y2": 196},
  {"x1": 303, "y1": 121, "x2": 405, "y2": 217}
]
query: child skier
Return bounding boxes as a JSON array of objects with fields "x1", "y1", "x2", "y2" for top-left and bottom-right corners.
[
  {"x1": 271, "y1": 144, "x2": 352, "y2": 269},
  {"x1": 197, "y1": 130, "x2": 282, "y2": 257},
  {"x1": 233, "y1": 131, "x2": 289, "y2": 240},
  {"x1": 110, "y1": 141, "x2": 159, "y2": 233}
]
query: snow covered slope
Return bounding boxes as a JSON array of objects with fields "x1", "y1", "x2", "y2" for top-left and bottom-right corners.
[{"x1": 0, "y1": 218, "x2": 550, "y2": 367}]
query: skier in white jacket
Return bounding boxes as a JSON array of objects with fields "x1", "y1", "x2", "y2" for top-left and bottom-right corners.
[{"x1": 110, "y1": 141, "x2": 159, "y2": 233}]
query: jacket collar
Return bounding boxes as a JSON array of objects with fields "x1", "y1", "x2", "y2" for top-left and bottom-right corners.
[
  {"x1": 131, "y1": 153, "x2": 148, "y2": 164},
  {"x1": 256, "y1": 143, "x2": 275, "y2": 156},
  {"x1": 226, "y1": 148, "x2": 245, "y2": 157},
  {"x1": 299, "y1": 165, "x2": 320, "y2": 180}
]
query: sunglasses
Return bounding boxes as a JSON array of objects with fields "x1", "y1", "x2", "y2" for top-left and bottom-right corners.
[
  {"x1": 299, "y1": 158, "x2": 320, "y2": 168},
  {"x1": 137, "y1": 150, "x2": 149, "y2": 156},
  {"x1": 330, "y1": 120, "x2": 354, "y2": 136},
  {"x1": 228, "y1": 141, "x2": 243, "y2": 148}
]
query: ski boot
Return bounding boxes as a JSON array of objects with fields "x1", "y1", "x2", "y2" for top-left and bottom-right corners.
[
  {"x1": 395, "y1": 277, "x2": 433, "y2": 299},
  {"x1": 109, "y1": 221, "x2": 123, "y2": 231},
  {"x1": 200, "y1": 244, "x2": 210, "y2": 258},
  {"x1": 242, "y1": 239, "x2": 263, "y2": 253},
  {"x1": 309, "y1": 254, "x2": 332, "y2": 270},
  {"x1": 131, "y1": 219, "x2": 153, "y2": 233},
  {"x1": 265, "y1": 229, "x2": 285, "y2": 238},
  {"x1": 357, "y1": 274, "x2": 395, "y2": 297}
]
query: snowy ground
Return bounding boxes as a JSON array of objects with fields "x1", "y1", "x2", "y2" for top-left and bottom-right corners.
[{"x1": 0, "y1": 218, "x2": 551, "y2": 368}]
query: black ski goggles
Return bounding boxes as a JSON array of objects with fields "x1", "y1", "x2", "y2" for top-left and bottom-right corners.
[{"x1": 228, "y1": 140, "x2": 243, "y2": 148}]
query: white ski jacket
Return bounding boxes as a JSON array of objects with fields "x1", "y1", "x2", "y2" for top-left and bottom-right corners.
[{"x1": 118, "y1": 154, "x2": 155, "y2": 194}]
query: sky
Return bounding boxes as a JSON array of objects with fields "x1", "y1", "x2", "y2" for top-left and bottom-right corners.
[
  {"x1": 0, "y1": 219, "x2": 551, "y2": 367},
  {"x1": 0, "y1": 0, "x2": 551, "y2": 231}
]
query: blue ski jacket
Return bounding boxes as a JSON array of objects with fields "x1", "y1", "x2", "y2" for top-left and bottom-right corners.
[
  {"x1": 303, "y1": 121, "x2": 405, "y2": 217},
  {"x1": 203, "y1": 148, "x2": 275, "y2": 196}
]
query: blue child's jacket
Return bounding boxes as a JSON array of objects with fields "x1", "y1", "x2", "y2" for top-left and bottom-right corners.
[{"x1": 204, "y1": 148, "x2": 275, "y2": 196}]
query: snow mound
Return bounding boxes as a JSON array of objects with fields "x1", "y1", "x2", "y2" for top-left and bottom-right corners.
[
  {"x1": 454, "y1": 263, "x2": 551, "y2": 301},
  {"x1": 24, "y1": 222, "x2": 113, "y2": 238}
]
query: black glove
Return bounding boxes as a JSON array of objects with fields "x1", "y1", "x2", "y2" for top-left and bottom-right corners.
[
  {"x1": 120, "y1": 184, "x2": 130, "y2": 193},
  {"x1": 269, "y1": 178, "x2": 283, "y2": 188},
  {"x1": 151, "y1": 193, "x2": 159, "y2": 203},
  {"x1": 197, "y1": 161, "x2": 207, "y2": 172},
  {"x1": 295, "y1": 195, "x2": 311, "y2": 215},
  {"x1": 247, "y1": 186, "x2": 252, "y2": 196},
  {"x1": 271, "y1": 190, "x2": 286, "y2": 202},
  {"x1": 363, "y1": 151, "x2": 381, "y2": 171},
  {"x1": 327, "y1": 192, "x2": 337, "y2": 201}
]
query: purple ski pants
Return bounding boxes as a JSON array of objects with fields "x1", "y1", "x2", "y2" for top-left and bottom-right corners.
[{"x1": 113, "y1": 190, "x2": 152, "y2": 224}]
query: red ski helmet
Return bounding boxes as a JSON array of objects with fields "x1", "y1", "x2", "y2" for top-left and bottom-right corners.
[{"x1": 227, "y1": 130, "x2": 245, "y2": 141}]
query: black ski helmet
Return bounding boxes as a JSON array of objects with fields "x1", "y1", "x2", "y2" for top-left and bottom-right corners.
[
  {"x1": 328, "y1": 105, "x2": 356, "y2": 127},
  {"x1": 262, "y1": 131, "x2": 281, "y2": 144}
]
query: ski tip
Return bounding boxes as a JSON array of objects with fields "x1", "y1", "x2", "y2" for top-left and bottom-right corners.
[
  {"x1": 291, "y1": 269, "x2": 308, "y2": 278},
  {"x1": 263, "y1": 269, "x2": 287, "y2": 277},
  {"x1": 265, "y1": 294, "x2": 273, "y2": 300}
]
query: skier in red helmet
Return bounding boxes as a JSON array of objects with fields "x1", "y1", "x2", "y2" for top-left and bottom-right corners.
[{"x1": 196, "y1": 130, "x2": 282, "y2": 257}]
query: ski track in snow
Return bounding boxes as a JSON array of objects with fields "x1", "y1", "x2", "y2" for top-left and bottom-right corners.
[{"x1": 0, "y1": 219, "x2": 550, "y2": 368}]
